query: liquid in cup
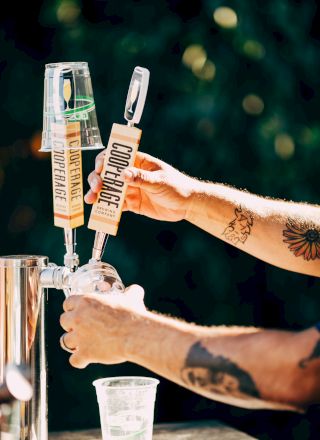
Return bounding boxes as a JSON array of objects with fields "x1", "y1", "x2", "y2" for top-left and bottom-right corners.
[{"x1": 93, "y1": 376, "x2": 159, "y2": 440}]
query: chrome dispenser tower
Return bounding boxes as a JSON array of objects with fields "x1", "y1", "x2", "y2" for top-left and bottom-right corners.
[
  {"x1": 0, "y1": 256, "x2": 48, "y2": 440},
  {"x1": 0, "y1": 255, "x2": 74, "y2": 440}
]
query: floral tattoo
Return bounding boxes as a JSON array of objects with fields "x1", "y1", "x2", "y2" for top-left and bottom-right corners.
[
  {"x1": 223, "y1": 206, "x2": 253, "y2": 245},
  {"x1": 283, "y1": 220, "x2": 320, "y2": 261}
]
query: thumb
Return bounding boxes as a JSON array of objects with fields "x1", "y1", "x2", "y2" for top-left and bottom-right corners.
[
  {"x1": 125, "y1": 284, "x2": 145, "y2": 302},
  {"x1": 124, "y1": 284, "x2": 146, "y2": 311},
  {"x1": 123, "y1": 167, "x2": 163, "y2": 190}
]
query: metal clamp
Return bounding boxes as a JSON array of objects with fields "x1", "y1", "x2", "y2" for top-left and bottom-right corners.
[{"x1": 40, "y1": 263, "x2": 71, "y2": 291}]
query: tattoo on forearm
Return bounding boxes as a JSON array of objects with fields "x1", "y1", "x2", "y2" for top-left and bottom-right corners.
[
  {"x1": 222, "y1": 206, "x2": 253, "y2": 245},
  {"x1": 299, "y1": 339, "x2": 320, "y2": 368},
  {"x1": 181, "y1": 342, "x2": 260, "y2": 399},
  {"x1": 283, "y1": 219, "x2": 320, "y2": 261}
]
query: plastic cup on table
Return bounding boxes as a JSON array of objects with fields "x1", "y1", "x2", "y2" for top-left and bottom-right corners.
[{"x1": 93, "y1": 376, "x2": 159, "y2": 440}]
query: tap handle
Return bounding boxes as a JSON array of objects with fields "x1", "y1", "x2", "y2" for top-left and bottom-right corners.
[{"x1": 124, "y1": 66, "x2": 150, "y2": 126}]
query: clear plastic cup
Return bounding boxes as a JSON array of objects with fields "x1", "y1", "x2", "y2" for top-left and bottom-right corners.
[
  {"x1": 93, "y1": 377, "x2": 159, "y2": 440},
  {"x1": 41, "y1": 61, "x2": 104, "y2": 151},
  {"x1": 70, "y1": 261, "x2": 125, "y2": 295}
]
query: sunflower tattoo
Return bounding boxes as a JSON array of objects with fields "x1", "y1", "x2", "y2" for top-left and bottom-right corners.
[{"x1": 283, "y1": 220, "x2": 320, "y2": 261}]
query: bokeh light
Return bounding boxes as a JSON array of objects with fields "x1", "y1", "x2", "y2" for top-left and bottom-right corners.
[
  {"x1": 242, "y1": 94, "x2": 264, "y2": 115},
  {"x1": 243, "y1": 40, "x2": 266, "y2": 60},
  {"x1": 182, "y1": 44, "x2": 207, "y2": 70},
  {"x1": 193, "y1": 60, "x2": 216, "y2": 81},
  {"x1": 213, "y1": 7, "x2": 238, "y2": 29},
  {"x1": 274, "y1": 133, "x2": 295, "y2": 159},
  {"x1": 30, "y1": 131, "x2": 49, "y2": 160},
  {"x1": 182, "y1": 44, "x2": 215, "y2": 81},
  {"x1": 56, "y1": 0, "x2": 81, "y2": 25},
  {"x1": 1, "y1": 1, "x2": 320, "y2": 436}
]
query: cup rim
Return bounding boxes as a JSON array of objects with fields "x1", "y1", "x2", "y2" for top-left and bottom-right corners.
[
  {"x1": 45, "y1": 61, "x2": 88, "y2": 69},
  {"x1": 93, "y1": 376, "x2": 160, "y2": 390},
  {"x1": 39, "y1": 144, "x2": 104, "y2": 152}
]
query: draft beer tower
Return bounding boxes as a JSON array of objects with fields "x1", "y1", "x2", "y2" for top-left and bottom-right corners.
[{"x1": 0, "y1": 63, "x2": 150, "y2": 439}]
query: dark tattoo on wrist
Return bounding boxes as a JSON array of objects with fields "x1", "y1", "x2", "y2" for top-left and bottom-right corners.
[
  {"x1": 223, "y1": 206, "x2": 253, "y2": 245},
  {"x1": 283, "y1": 219, "x2": 320, "y2": 261},
  {"x1": 299, "y1": 338, "x2": 320, "y2": 368},
  {"x1": 181, "y1": 342, "x2": 260, "y2": 399}
]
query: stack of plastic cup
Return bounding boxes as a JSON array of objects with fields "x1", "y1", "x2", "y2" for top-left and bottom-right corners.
[{"x1": 41, "y1": 61, "x2": 104, "y2": 151}]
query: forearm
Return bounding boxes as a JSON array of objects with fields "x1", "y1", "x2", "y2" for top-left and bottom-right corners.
[
  {"x1": 185, "y1": 181, "x2": 320, "y2": 276},
  {"x1": 124, "y1": 312, "x2": 320, "y2": 411}
]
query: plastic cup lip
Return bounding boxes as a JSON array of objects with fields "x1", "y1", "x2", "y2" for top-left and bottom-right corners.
[
  {"x1": 93, "y1": 376, "x2": 160, "y2": 391},
  {"x1": 39, "y1": 144, "x2": 104, "y2": 152},
  {"x1": 45, "y1": 61, "x2": 88, "y2": 69}
]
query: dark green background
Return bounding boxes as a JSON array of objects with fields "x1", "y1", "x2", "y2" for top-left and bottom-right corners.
[{"x1": 1, "y1": 1, "x2": 320, "y2": 438}]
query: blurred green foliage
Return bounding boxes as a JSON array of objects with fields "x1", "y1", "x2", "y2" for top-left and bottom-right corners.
[{"x1": 1, "y1": 0, "x2": 320, "y2": 437}]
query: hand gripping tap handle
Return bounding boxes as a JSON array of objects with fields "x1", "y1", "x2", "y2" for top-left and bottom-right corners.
[{"x1": 89, "y1": 66, "x2": 150, "y2": 262}]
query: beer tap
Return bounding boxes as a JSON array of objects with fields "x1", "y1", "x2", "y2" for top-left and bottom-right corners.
[
  {"x1": 88, "y1": 66, "x2": 150, "y2": 263},
  {"x1": 0, "y1": 62, "x2": 108, "y2": 440},
  {"x1": 51, "y1": 67, "x2": 84, "y2": 273}
]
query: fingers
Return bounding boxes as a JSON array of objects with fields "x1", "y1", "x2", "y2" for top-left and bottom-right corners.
[
  {"x1": 84, "y1": 189, "x2": 97, "y2": 204},
  {"x1": 60, "y1": 311, "x2": 74, "y2": 332},
  {"x1": 95, "y1": 150, "x2": 105, "y2": 173},
  {"x1": 63, "y1": 295, "x2": 80, "y2": 312},
  {"x1": 60, "y1": 295, "x2": 91, "y2": 369},
  {"x1": 134, "y1": 152, "x2": 164, "y2": 171},
  {"x1": 95, "y1": 150, "x2": 163, "y2": 174},
  {"x1": 123, "y1": 167, "x2": 164, "y2": 190},
  {"x1": 69, "y1": 353, "x2": 89, "y2": 369},
  {"x1": 86, "y1": 151, "x2": 164, "y2": 206},
  {"x1": 60, "y1": 331, "x2": 77, "y2": 353},
  {"x1": 124, "y1": 187, "x2": 141, "y2": 213},
  {"x1": 87, "y1": 171, "x2": 103, "y2": 193},
  {"x1": 85, "y1": 170, "x2": 103, "y2": 204},
  {"x1": 62, "y1": 331, "x2": 77, "y2": 350}
]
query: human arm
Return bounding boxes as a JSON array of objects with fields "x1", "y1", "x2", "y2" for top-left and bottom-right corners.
[
  {"x1": 85, "y1": 151, "x2": 320, "y2": 277},
  {"x1": 59, "y1": 286, "x2": 320, "y2": 412}
]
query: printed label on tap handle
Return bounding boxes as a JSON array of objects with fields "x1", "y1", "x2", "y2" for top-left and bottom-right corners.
[
  {"x1": 88, "y1": 123, "x2": 142, "y2": 235},
  {"x1": 51, "y1": 121, "x2": 84, "y2": 229}
]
